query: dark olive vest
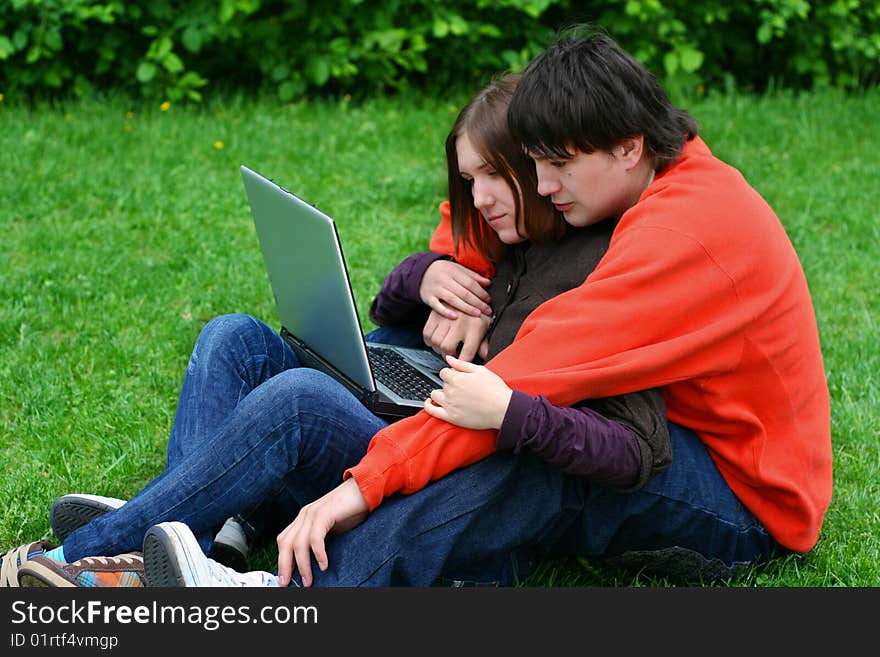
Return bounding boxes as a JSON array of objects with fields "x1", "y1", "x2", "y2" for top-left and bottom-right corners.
[{"x1": 484, "y1": 218, "x2": 617, "y2": 361}]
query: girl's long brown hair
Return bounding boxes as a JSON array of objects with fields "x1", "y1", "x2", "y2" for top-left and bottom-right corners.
[{"x1": 446, "y1": 74, "x2": 564, "y2": 262}]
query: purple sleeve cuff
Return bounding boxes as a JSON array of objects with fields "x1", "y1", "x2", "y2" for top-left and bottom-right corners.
[
  {"x1": 497, "y1": 390, "x2": 533, "y2": 451},
  {"x1": 402, "y1": 252, "x2": 448, "y2": 301}
]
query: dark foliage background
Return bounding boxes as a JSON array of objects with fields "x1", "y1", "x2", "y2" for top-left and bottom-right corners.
[{"x1": 2, "y1": 0, "x2": 878, "y2": 102}]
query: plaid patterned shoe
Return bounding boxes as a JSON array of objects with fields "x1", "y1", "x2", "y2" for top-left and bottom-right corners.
[
  {"x1": 0, "y1": 541, "x2": 58, "y2": 587},
  {"x1": 18, "y1": 552, "x2": 145, "y2": 588}
]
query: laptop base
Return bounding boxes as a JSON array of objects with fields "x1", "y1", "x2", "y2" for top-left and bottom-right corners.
[{"x1": 281, "y1": 328, "x2": 421, "y2": 422}]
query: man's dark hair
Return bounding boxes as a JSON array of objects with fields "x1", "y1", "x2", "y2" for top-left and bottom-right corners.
[{"x1": 508, "y1": 25, "x2": 698, "y2": 172}]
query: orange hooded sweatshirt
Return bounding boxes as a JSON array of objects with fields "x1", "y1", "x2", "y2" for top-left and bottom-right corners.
[{"x1": 346, "y1": 137, "x2": 832, "y2": 553}]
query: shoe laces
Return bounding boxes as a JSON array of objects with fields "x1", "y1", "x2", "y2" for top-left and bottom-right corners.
[
  {"x1": 77, "y1": 553, "x2": 144, "y2": 569},
  {"x1": 205, "y1": 557, "x2": 276, "y2": 587}
]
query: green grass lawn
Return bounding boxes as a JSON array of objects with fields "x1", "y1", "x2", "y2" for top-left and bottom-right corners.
[{"x1": 1, "y1": 87, "x2": 878, "y2": 586}]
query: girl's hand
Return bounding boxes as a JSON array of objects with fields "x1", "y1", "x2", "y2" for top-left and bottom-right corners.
[
  {"x1": 422, "y1": 310, "x2": 490, "y2": 362},
  {"x1": 419, "y1": 260, "x2": 492, "y2": 319},
  {"x1": 423, "y1": 355, "x2": 513, "y2": 430}
]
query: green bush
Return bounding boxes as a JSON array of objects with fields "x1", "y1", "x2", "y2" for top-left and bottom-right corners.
[{"x1": 1, "y1": 0, "x2": 878, "y2": 102}]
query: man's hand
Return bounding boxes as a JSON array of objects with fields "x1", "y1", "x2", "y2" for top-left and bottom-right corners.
[
  {"x1": 419, "y1": 260, "x2": 492, "y2": 319},
  {"x1": 422, "y1": 310, "x2": 490, "y2": 362},
  {"x1": 423, "y1": 355, "x2": 513, "y2": 430},
  {"x1": 276, "y1": 478, "x2": 369, "y2": 587}
]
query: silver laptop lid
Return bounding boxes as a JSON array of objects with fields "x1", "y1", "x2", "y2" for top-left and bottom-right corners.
[{"x1": 240, "y1": 165, "x2": 375, "y2": 394}]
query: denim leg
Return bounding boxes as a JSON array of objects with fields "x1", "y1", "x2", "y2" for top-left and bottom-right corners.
[
  {"x1": 62, "y1": 367, "x2": 387, "y2": 562},
  {"x1": 165, "y1": 313, "x2": 300, "y2": 465},
  {"x1": 160, "y1": 313, "x2": 301, "y2": 543},
  {"x1": 301, "y1": 451, "x2": 583, "y2": 587},
  {"x1": 557, "y1": 422, "x2": 782, "y2": 580}
]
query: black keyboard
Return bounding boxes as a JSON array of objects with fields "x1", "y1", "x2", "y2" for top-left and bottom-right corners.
[{"x1": 367, "y1": 346, "x2": 437, "y2": 400}]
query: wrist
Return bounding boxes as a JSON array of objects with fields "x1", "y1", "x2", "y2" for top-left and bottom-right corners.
[
  {"x1": 417, "y1": 255, "x2": 452, "y2": 303},
  {"x1": 492, "y1": 388, "x2": 514, "y2": 430}
]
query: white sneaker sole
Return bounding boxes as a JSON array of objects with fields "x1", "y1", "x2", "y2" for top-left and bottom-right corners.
[{"x1": 143, "y1": 522, "x2": 208, "y2": 587}]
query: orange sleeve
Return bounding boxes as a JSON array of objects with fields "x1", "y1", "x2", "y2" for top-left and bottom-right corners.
[
  {"x1": 428, "y1": 201, "x2": 495, "y2": 278},
  {"x1": 345, "y1": 416, "x2": 496, "y2": 510}
]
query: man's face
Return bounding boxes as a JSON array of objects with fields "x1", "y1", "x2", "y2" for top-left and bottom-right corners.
[{"x1": 531, "y1": 146, "x2": 640, "y2": 227}]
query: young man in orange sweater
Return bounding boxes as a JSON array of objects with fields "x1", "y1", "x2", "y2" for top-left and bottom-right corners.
[{"x1": 144, "y1": 28, "x2": 832, "y2": 587}]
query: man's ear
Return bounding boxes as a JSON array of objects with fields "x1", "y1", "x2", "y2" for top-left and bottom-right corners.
[{"x1": 615, "y1": 135, "x2": 645, "y2": 169}]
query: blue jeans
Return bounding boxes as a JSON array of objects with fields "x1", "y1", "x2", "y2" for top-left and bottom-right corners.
[
  {"x1": 301, "y1": 423, "x2": 782, "y2": 586},
  {"x1": 62, "y1": 314, "x2": 389, "y2": 561}
]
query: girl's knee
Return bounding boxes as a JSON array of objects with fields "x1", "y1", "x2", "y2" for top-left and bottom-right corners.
[
  {"x1": 200, "y1": 313, "x2": 265, "y2": 342},
  {"x1": 265, "y1": 368, "x2": 339, "y2": 405}
]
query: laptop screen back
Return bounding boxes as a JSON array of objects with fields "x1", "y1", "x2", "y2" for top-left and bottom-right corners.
[{"x1": 240, "y1": 165, "x2": 375, "y2": 394}]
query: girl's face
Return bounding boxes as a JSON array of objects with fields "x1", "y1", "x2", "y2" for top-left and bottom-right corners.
[{"x1": 456, "y1": 132, "x2": 527, "y2": 245}]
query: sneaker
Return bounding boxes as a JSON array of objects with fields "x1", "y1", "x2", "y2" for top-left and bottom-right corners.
[
  {"x1": 210, "y1": 517, "x2": 249, "y2": 572},
  {"x1": 50, "y1": 493, "x2": 249, "y2": 569},
  {"x1": 143, "y1": 521, "x2": 276, "y2": 587},
  {"x1": 18, "y1": 553, "x2": 145, "y2": 588},
  {"x1": 0, "y1": 541, "x2": 58, "y2": 588},
  {"x1": 50, "y1": 494, "x2": 126, "y2": 541}
]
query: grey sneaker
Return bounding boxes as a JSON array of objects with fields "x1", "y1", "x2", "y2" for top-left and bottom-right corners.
[
  {"x1": 50, "y1": 493, "x2": 248, "y2": 569},
  {"x1": 143, "y1": 521, "x2": 276, "y2": 587},
  {"x1": 210, "y1": 517, "x2": 249, "y2": 572}
]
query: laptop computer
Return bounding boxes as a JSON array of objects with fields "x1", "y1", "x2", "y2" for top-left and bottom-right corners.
[{"x1": 240, "y1": 165, "x2": 447, "y2": 420}]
